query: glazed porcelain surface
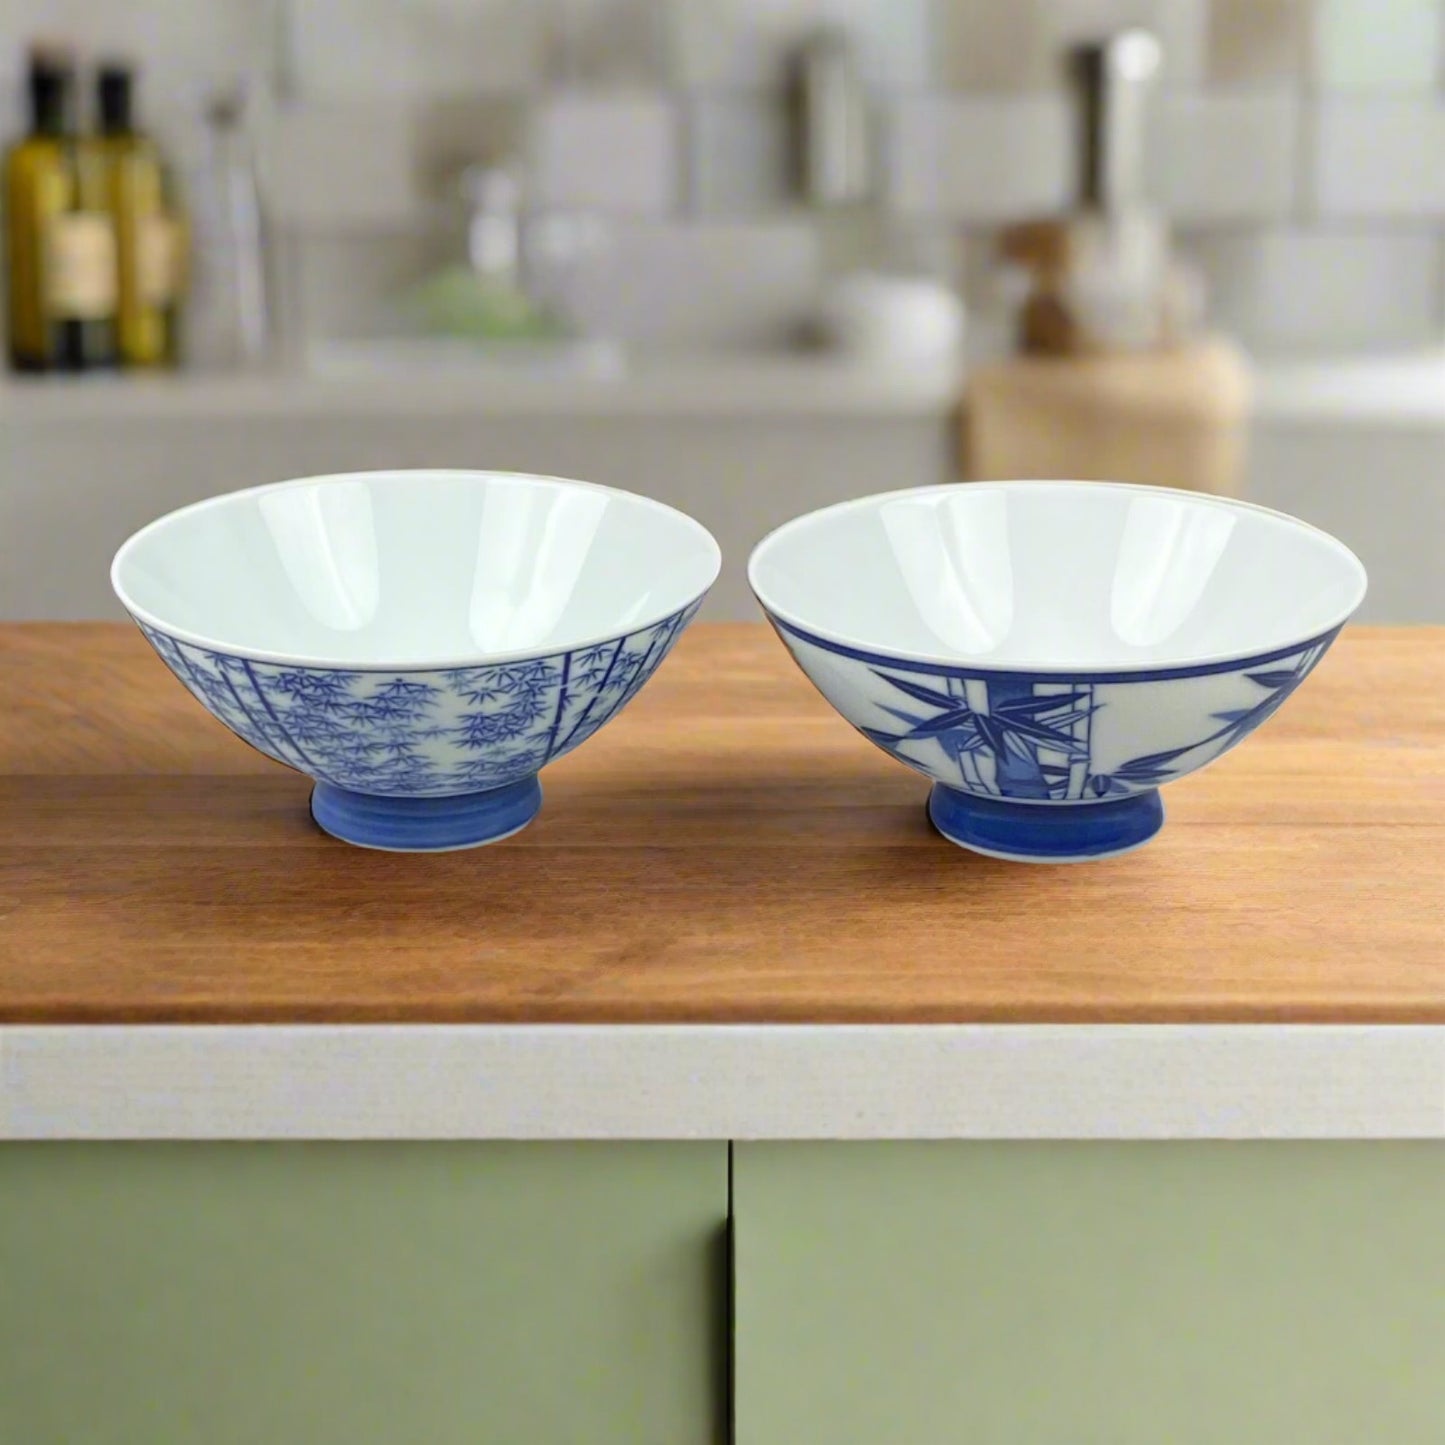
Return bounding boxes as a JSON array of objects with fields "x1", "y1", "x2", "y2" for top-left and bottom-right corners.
[
  {"x1": 749, "y1": 481, "x2": 1367, "y2": 862},
  {"x1": 113, "y1": 470, "x2": 720, "y2": 849}
]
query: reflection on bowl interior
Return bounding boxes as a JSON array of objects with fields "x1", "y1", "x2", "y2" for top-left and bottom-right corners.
[
  {"x1": 751, "y1": 482, "x2": 1366, "y2": 669},
  {"x1": 114, "y1": 471, "x2": 721, "y2": 665}
]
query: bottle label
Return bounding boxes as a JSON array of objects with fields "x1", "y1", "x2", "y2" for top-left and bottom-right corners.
[
  {"x1": 137, "y1": 214, "x2": 183, "y2": 307},
  {"x1": 44, "y1": 212, "x2": 119, "y2": 318}
]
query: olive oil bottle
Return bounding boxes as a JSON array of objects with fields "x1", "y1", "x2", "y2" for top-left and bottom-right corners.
[
  {"x1": 3, "y1": 48, "x2": 118, "y2": 371},
  {"x1": 97, "y1": 63, "x2": 184, "y2": 368}
]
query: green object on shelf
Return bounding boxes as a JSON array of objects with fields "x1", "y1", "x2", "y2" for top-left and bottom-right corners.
[
  {"x1": 400, "y1": 266, "x2": 568, "y2": 343},
  {"x1": 0, "y1": 1142, "x2": 729, "y2": 1445},
  {"x1": 735, "y1": 1141, "x2": 1445, "y2": 1445}
]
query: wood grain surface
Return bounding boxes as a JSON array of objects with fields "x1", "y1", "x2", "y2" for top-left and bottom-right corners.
[{"x1": 1, "y1": 623, "x2": 1442, "y2": 1024}]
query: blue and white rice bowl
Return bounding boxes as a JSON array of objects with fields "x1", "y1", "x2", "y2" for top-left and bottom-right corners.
[
  {"x1": 113, "y1": 470, "x2": 720, "y2": 850},
  {"x1": 749, "y1": 481, "x2": 1367, "y2": 863}
]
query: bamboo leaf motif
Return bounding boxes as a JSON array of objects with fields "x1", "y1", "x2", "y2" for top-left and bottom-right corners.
[
  {"x1": 973, "y1": 712, "x2": 1009, "y2": 759},
  {"x1": 136, "y1": 606, "x2": 695, "y2": 798},
  {"x1": 990, "y1": 691, "x2": 1091, "y2": 719},
  {"x1": 907, "y1": 707, "x2": 978, "y2": 737},
  {"x1": 876, "y1": 674, "x2": 959, "y2": 711},
  {"x1": 867, "y1": 667, "x2": 1096, "y2": 795},
  {"x1": 861, "y1": 641, "x2": 1322, "y2": 803}
]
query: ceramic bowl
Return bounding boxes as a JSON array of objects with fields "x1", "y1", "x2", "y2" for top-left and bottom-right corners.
[
  {"x1": 749, "y1": 481, "x2": 1366, "y2": 862},
  {"x1": 113, "y1": 470, "x2": 720, "y2": 851}
]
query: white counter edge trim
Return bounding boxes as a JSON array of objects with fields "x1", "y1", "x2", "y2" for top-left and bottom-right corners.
[
  {"x1": 0, "y1": 356, "x2": 966, "y2": 422},
  {"x1": 3, "y1": 1024, "x2": 1442, "y2": 1141},
  {"x1": 7, "y1": 350, "x2": 1445, "y2": 427}
]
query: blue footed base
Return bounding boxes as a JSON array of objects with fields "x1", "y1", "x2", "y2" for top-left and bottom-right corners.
[
  {"x1": 927, "y1": 784, "x2": 1164, "y2": 863},
  {"x1": 310, "y1": 776, "x2": 543, "y2": 852}
]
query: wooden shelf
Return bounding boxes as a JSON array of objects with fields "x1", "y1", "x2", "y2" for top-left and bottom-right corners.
[{"x1": 2, "y1": 622, "x2": 1442, "y2": 1026}]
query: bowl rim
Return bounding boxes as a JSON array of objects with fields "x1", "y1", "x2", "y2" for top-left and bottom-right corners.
[
  {"x1": 112, "y1": 468, "x2": 722, "y2": 671},
  {"x1": 747, "y1": 479, "x2": 1369, "y2": 678}
]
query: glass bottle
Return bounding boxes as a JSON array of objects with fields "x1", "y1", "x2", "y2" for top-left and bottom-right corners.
[
  {"x1": 97, "y1": 62, "x2": 186, "y2": 368},
  {"x1": 183, "y1": 83, "x2": 270, "y2": 370},
  {"x1": 4, "y1": 48, "x2": 118, "y2": 372}
]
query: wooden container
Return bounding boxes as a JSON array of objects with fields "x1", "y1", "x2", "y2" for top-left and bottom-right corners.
[{"x1": 964, "y1": 337, "x2": 1251, "y2": 496}]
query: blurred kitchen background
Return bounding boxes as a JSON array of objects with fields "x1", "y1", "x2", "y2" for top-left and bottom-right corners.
[{"x1": 3, "y1": 0, "x2": 1443, "y2": 623}]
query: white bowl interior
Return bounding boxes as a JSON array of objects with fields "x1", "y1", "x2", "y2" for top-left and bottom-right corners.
[
  {"x1": 114, "y1": 471, "x2": 720, "y2": 665},
  {"x1": 750, "y1": 482, "x2": 1366, "y2": 670}
]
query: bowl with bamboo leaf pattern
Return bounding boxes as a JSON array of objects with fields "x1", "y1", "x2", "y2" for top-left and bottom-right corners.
[
  {"x1": 113, "y1": 470, "x2": 719, "y2": 850},
  {"x1": 749, "y1": 481, "x2": 1366, "y2": 862}
]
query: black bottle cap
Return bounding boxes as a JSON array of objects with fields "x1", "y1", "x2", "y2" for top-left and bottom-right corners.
[
  {"x1": 97, "y1": 61, "x2": 135, "y2": 133},
  {"x1": 27, "y1": 44, "x2": 76, "y2": 135}
]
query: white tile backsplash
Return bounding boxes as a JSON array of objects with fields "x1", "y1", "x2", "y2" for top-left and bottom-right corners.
[
  {"x1": 1313, "y1": 100, "x2": 1445, "y2": 218},
  {"x1": 408, "y1": 0, "x2": 547, "y2": 98},
  {"x1": 269, "y1": 101, "x2": 419, "y2": 228},
  {"x1": 293, "y1": 229, "x2": 456, "y2": 340},
  {"x1": 544, "y1": 0, "x2": 671, "y2": 86},
  {"x1": 286, "y1": 0, "x2": 415, "y2": 97},
  {"x1": 821, "y1": 0, "x2": 933, "y2": 89},
  {"x1": 287, "y1": 0, "x2": 543, "y2": 98},
  {"x1": 527, "y1": 92, "x2": 679, "y2": 216},
  {"x1": 1313, "y1": 0, "x2": 1442, "y2": 91},
  {"x1": 930, "y1": 0, "x2": 1043, "y2": 91},
  {"x1": 1148, "y1": 93, "x2": 1299, "y2": 223},
  {"x1": 670, "y1": 0, "x2": 825, "y2": 90},
  {"x1": 885, "y1": 95, "x2": 1074, "y2": 220},
  {"x1": 411, "y1": 97, "x2": 527, "y2": 197},
  {"x1": 670, "y1": 0, "x2": 930, "y2": 90},
  {"x1": 0, "y1": 0, "x2": 274, "y2": 97},
  {"x1": 687, "y1": 96, "x2": 793, "y2": 215},
  {"x1": 565, "y1": 220, "x2": 818, "y2": 343},
  {"x1": 1206, "y1": 0, "x2": 1309, "y2": 86},
  {"x1": 1189, "y1": 229, "x2": 1443, "y2": 350},
  {"x1": 12, "y1": 0, "x2": 1444, "y2": 354}
]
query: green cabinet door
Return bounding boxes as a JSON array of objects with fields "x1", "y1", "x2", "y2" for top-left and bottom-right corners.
[
  {"x1": 0, "y1": 1142, "x2": 728, "y2": 1445},
  {"x1": 735, "y1": 1142, "x2": 1445, "y2": 1445}
]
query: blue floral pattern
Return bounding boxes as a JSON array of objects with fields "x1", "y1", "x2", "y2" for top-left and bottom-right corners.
[
  {"x1": 776, "y1": 621, "x2": 1336, "y2": 804},
  {"x1": 140, "y1": 602, "x2": 700, "y2": 797}
]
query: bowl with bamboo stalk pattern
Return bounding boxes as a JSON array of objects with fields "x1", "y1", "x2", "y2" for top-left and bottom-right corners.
[
  {"x1": 749, "y1": 481, "x2": 1366, "y2": 863},
  {"x1": 113, "y1": 470, "x2": 719, "y2": 850}
]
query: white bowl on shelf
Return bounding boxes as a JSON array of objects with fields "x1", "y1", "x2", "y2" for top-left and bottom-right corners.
[
  {"x1": 749, "y1": 480, "x2": 1366, "y2": 862},
  {"x1": 113, "y1": 469, "x2": 720, "y2": 850},
  {"x1": 816, "y1": 271, "x2": 965, "y2": 364}
]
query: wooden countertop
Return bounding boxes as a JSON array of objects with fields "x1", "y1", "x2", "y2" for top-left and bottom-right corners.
[{"x1": 2, "y1": 623, "x2": 1442, "y2": 1027}]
